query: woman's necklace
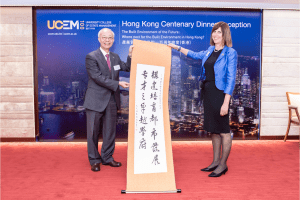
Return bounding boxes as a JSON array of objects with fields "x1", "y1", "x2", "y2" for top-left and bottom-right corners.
[{"x1": 214, "y1": 48, "x2": 223, "y2": 52}]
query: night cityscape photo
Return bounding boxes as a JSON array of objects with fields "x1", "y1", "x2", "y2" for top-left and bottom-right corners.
[{"x1": 36, "y1": 9, "x2": 261, "y2": 141}]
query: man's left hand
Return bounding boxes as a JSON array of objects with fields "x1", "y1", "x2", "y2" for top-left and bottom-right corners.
[{"x1": 119, "y1": 81, "x2": 130, "y2": 88}]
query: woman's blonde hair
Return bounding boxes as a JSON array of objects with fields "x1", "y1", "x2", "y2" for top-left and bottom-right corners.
[{"x1": 210, "y1": 21, "x2": 232, "y2": 47}]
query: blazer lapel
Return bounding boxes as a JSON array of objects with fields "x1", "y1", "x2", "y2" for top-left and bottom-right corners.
[
  {"x1": 215, "y1": 45, "x2": 228, "y2": 63},
  {"x1": 202, "y1": 46, "x2": 214, "y2": 66}
]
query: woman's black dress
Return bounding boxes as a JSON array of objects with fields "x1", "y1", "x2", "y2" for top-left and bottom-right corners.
[{"x1": 203, "y1": 50, "x2": 230, "y2": 133}]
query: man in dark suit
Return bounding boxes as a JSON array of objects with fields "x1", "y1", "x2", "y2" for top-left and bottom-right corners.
[{"x1": 84, "y1": 28, "x2": 133, "y2": 172}]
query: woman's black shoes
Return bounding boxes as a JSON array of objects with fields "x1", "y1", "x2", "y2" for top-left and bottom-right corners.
[
  {"x1": 208, "y1": 167, "x2": 228, "y2": 177},
  {"x1": 201, "y1": 165, "x2": 229, "y2": 177},
  {"x1": 201, "y1": 165, "x2": 218, "y2": 172}
]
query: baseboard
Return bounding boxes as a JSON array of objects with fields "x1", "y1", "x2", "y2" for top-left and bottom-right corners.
[
  {"x1": 0, "y1": 138, "x2": 36, "y2": 142},
  {"x1": 1, "y1": 136, "x2": 298, "y2": 142},
  {"x1": 260, "y1": 136, "x2": 299, "y2": 140}
]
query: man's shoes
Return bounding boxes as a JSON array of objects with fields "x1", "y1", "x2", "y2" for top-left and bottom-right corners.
[
  {"x1": 201, "y1": 165, "x2": 218, "y2": 172},
  {"x1": 91, "y1": 163, "x2": 101, "y2": 172},
  {"x1": 103, "y1": 160, "x2": 122, "y2": 167},
  {"x1": 208, "y1": 167, "x2": 228, "y2": 177}
]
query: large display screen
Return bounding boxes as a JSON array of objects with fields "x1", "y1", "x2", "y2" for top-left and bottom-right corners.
[{"x1": 36, "y1": 9, "x2": 261, "y2": 141}]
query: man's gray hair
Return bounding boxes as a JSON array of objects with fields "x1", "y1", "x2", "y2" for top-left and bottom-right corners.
[{"x1": 98, "y1": 28, "x2": 115, "y2": 38}]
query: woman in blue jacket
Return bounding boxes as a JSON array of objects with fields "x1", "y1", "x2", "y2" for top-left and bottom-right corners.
[{"x1": 169, "y1": 22, "x2": 237, "y2": 177}]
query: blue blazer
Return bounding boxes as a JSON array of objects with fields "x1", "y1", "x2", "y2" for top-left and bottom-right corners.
[{"x1": 187, "y1": 45, "x2": 238, "y2": 96}]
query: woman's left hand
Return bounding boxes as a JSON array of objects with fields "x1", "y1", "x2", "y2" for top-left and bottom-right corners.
[{"x1": 220, "y1": 103, "x2": 229, "y2": 116}]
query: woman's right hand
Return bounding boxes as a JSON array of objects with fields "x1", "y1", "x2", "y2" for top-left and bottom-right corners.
[
  {"x1": 168, "y1": 43, "x2": 179, "y2": 50},
  {"x1": 168, "y1": 43, "x2": 188, "y2": 56}
]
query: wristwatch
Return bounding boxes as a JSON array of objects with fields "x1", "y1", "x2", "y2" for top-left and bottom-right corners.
[{"x1": 177, "y1": 46, "x2": 181, "y2": 51}]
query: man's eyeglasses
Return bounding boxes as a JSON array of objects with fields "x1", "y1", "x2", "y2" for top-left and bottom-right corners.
[{"x1": 101, "y1": 37, "x2": 114, "y2": 40}]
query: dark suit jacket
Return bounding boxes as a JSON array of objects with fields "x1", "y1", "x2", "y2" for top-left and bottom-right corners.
[{"x1": 83, "y1": 48, "x2": 131, "y2": 112}]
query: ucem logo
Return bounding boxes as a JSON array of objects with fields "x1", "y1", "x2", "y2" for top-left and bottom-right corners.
[{"x1": 47, "y1": 20, "x2": 85, "y2": 30}]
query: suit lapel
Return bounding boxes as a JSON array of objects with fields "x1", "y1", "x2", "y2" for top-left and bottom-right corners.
[
  {"x1": 95, "y1": 49, "x2": 111, "y2": 76},
  {"x1": 109, "y1": 52, "x2": 116, "y2": 80}
]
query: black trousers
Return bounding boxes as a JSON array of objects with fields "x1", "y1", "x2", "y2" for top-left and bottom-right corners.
[{"x1": 86, "y1": 96, "x2": 117, "y2": 165}]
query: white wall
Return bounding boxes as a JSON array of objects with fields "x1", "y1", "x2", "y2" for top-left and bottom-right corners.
[
  {"x1": 1, "y1": 0, "x2": 299, "y2": 9},
  {"x1": 0, "y1": 7, "x2": 35, "y2": 138},
  {"x1": 261, "y1": 9, "x2": 300, "y2": 137}
]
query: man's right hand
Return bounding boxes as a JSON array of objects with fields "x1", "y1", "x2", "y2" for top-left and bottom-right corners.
[
  {"x1": 128, "y1": 45, "x2": 134, "y2": 58},
  {"x1": 119, "y1": 81, "x2": 130, "y2": 88}
]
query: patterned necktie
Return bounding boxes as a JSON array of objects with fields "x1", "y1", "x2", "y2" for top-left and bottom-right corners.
[{"x1": 105, "y1": 54, "x2": 111, "y2": 72}]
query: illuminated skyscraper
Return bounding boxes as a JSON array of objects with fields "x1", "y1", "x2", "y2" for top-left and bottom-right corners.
[
  {"x1": 40, "y1": 91, "x2": 55, "y2": 105},
  {"x1": 241, "y1": 68, "x2": 251, "y2": 107},
  {"x1": 238, "y1": 106, "x2": 245, "y2": 123},
  {"x1": 120, "y1": 91, "x2": 129, "y2": 112},
  {"x1": 72, "y1": 81, "x2": 80, "y2": 99},
  {"x1": 169, "y1": 56, "x2": 181, "y2": 119},
  {"x1": 43, "y1": 76, "x2": 49, "y2": 86}
]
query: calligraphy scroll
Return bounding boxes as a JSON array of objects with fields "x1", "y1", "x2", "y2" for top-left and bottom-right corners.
[
  {"x1": 125, "y1": 39, "x2": 177, "y2": 193},
  {"x1": 134, "y1": 64, "x2": 167, "y2": 174}
]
